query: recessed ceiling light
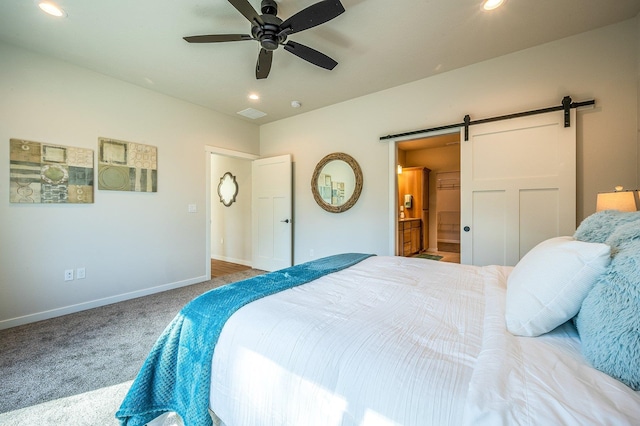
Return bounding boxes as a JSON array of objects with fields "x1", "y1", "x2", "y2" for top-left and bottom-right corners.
[
  {"x1": 38, "y1": 1, "x2": 66, "y2": 17},
  {"x1": 482, "y1": 0, "x2": 504, "y2": 11},
  {"x1": 248, "y1": 93, "x2": 260, "y2": 100}
]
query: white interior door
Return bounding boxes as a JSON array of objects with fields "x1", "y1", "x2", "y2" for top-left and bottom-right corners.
[
  {"x1": 252, "y1": 154, "x2": 292, "y2": 271},
  {"x1": 460, "y1": 110, "x2": 576, "y2": 266}
]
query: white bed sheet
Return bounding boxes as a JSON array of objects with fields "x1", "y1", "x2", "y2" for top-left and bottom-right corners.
[
  {"x1": 209, "y1": 256, "x2": 640, "y2": 426},
  {"x1": 462, "y1": 263, "x2": 640, "y2": 425}
]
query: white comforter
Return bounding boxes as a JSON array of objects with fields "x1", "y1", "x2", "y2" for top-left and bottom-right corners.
[{"x1": 209, "y1": 256, "x2": 640, "y2": 426}]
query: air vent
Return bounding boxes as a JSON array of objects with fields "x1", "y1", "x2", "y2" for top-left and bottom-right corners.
[{"x1": 237, "y1": 108, "x2": 267, "y2": 119}]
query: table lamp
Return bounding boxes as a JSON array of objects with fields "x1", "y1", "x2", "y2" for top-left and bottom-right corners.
[{"x1": 596, "y1": 186, "x2": 639, "y2": 212}]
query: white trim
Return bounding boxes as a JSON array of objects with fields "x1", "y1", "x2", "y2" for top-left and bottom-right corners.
[
  {"x1": 205, "y1": 145, "x2": 260, "y2": 160},
  {"x1": 205, "y1": 152, "x2": 212, "y2": 279},
  {"x1": 388, "y1": 142, "x2": 397, "y2": 255},
  {"x1": 0, "y1": 275, "x2": 208, "y2": 330},
  {"x1": 211, "y1": 255, "x2": 252, "y2": 267},
  {"x1": 385, "y1": 127, "x2": 463, "y2": 144}
]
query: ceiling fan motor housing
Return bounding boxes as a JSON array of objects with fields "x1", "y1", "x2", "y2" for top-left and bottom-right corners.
[{"x1": 252, "y1": 14, "x2": 285, "y2": 51}]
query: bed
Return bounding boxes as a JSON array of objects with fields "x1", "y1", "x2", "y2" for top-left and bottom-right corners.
[{"x1": 117, "y1": 211, "x2": 640, "y2": 426}]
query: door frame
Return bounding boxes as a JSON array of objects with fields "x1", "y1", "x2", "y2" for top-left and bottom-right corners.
[
  {"x1": 205, "y1": 146, "x2": 259, "y2": 278},
  {"x1": 387, "y1": 128, "x2": 462, "y2": 256}
]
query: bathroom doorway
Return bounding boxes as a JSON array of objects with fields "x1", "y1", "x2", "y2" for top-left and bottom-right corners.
[{"x1": 396, "y1": 132, "x2": 461, "y2": 263}]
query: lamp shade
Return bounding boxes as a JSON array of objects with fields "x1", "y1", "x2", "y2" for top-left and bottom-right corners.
[{"x1": 596, "y1": 190, "x2": 639, "y2": 212}]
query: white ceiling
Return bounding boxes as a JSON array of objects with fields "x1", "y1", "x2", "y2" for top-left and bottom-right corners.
[{"x1": 1, "y1": 0, "x2": 639, "y2": 124}]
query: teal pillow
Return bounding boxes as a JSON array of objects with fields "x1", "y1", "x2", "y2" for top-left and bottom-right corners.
[
  {"x1": 575, "y1": 220, "x2": 640, "y2": 390},
  {"x1": 574, "y1": 210, "x2": 640, "y2": 243}
]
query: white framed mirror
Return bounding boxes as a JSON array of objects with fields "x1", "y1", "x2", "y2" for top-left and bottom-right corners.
[{"x1": 311, "y1": 152, "x2": 363, "y2": 213}]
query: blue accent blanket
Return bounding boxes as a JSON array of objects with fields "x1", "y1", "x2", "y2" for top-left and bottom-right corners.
[{"x1": 116, "y1": 253, "x2": 374, "y2": 426}]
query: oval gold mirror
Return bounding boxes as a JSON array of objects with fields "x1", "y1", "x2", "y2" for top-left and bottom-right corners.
[{"x1": 311, "y1": 152, "x2": 363, "y2": 213}]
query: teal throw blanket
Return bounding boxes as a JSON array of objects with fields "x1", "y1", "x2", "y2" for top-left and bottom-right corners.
[{"x1": 116, "y1": 253, "x2": 374, "y2": 426}]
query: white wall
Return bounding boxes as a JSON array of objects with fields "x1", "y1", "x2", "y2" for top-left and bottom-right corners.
[
  {"x1": 210, "y1": 155, "x2": 252, "y2": 265},
  {"x1": 262, "y1": 107, "x2": 391, "y2": 261},
  {"x1": 0, "y1": 41, "x2": 260, "y2": 328},
  {"x1": 261, "y1": 19, "x2": 639, "y2": 264}
]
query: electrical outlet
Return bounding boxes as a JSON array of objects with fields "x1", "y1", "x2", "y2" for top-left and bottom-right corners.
[
  {"x1": 188, "y1": 204, "x2": 197, "y2": 213},
  {"x1": 64, "y1": 269, "x2": 74, "y2": 281},
  {"x1": 76, "y1": 267, "x2": 86, "y2": 279}
]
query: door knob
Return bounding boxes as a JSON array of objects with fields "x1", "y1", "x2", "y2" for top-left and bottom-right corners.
[
  {"x1": 281, "y1": 219, "x2": 290, "y2": 223},
  {"x1": 464, "y1": 226, "x2": 470, "y2": 232}
]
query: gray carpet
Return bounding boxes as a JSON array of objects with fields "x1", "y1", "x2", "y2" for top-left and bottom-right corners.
[
  {"x1": 0, "y1": 269, "x2": 264, "y2": 414},
  {"x1": 0, "y1": 381, "x2": 136, "y2": 426}
]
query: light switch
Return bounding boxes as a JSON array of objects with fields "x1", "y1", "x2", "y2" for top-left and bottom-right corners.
[{"x1": 188, "y1": 204, "x2": 197, "y2": 213}]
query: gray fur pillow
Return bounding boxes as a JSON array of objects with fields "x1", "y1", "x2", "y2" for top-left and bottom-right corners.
[{"x1": 575, "y1": 219, "x2": 640, "y2": 390}]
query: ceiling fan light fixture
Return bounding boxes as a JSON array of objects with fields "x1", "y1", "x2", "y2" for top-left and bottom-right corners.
[
  {"x1": 482, "y1": 0, "x2": 505, "y2": 11},
  {"x1": 38, "y1": 1, "x2": 66, "y2": 17}
]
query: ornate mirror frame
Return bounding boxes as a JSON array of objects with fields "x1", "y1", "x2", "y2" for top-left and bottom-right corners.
[
  {"x1": 311, "y1": 152, "x2": 363, "y2": 213},
  {"x1": 217, "y1": 172, "x2": 238, "y2": 207}
]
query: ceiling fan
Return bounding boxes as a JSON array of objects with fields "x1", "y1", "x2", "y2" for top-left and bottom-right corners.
[{"x1": 183, "y1": 0, "x2": 345, "y2": 79}]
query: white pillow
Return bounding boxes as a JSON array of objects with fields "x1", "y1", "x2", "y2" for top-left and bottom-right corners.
[{"x1": 505, "y1": 236, "x2": 611, "y2": 337}]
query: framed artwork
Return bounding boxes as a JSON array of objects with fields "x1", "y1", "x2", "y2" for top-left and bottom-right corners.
[
  {"x1": 332, "y1": 181, "x2": 345, "y2": 205},
  {"x1": 9, "y1": 138, "x2": 94, "y2": 203},
  {"x1": 318, "y1": 173, "x2": 332, "y2": 203},
  {"x1": 98, "y1": 137, "x2": 157, "y2": 192}
]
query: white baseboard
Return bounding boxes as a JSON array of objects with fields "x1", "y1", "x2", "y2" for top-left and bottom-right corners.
[
  {"x1": 211, "y1": 255, "x2": 252, "y2": 267},
  {"x1": 0, "y1": 275, "x2": 208, "y2": 330}
]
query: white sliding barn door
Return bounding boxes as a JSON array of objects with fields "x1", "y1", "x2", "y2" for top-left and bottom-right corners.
[
  {"x1": 252, "y1": 155, "x2": 292, "y2": 271},
  {"x1": 460, "y1": 110, "x2": 576, "y2": 266}
]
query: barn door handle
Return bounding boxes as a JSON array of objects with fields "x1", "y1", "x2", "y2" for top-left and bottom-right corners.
[{"x1": 281, "y1": 219, "x2": 290, "y2": 223}]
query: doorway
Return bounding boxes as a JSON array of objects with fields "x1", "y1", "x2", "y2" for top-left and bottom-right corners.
[
  {"x1": 205, "y1": 147, "x2": 293, "y2": 277},
  {"x1": 205, "y1": 146, "x2": 259, "y2": 279},
  {"x1": 390, "y1": 106, "x2": 577, "y2": 266},
  {"x1": 396, "y1": 132, "x2": 461, "y2": 263},
  {"x1": 210, "y1": 154, "x2": 254, "y2": 266}
]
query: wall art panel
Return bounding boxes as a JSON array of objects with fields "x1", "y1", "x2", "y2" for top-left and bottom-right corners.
[
  {"x1": 9, "y1": 138, "x2": 94, "y2": 203},
  {"x1": 98, "y1": 137, "x2": 157, "y2": 192}
]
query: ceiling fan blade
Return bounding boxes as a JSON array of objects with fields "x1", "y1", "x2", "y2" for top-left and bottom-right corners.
[
  {"x1": 283, "y1": 40, "x2": 337, "y2": 70},
  {"x1": 228, "y1": 0, "x2": 264, "y2": 26},
  {"x1": 256, "y1": 48, "x2": 273, "y2": 79},
  {"x1": 279, "y1": 0, "x2": 345, "y2": 36},
  {"x1": 183, "y1": 34, "x2": 253, "y2": 43}
]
